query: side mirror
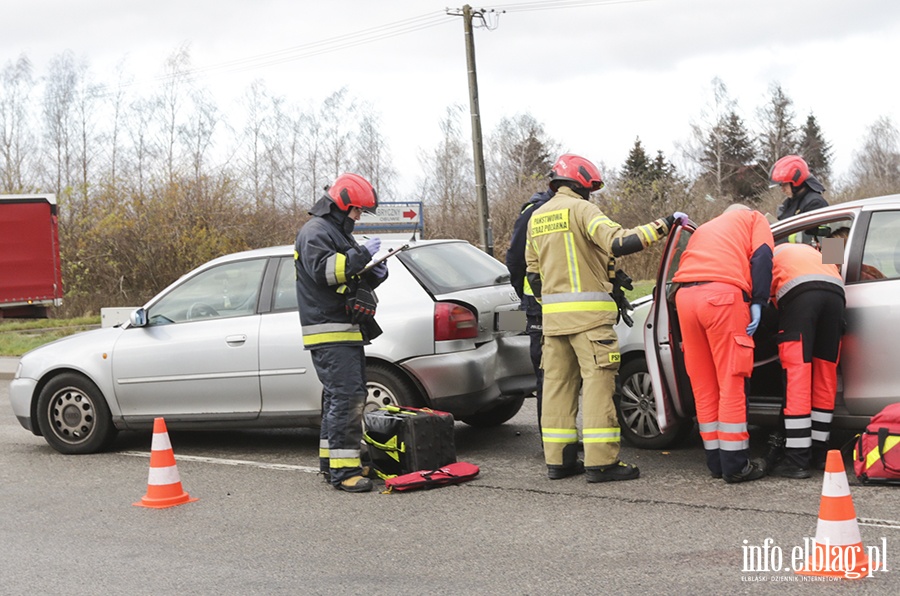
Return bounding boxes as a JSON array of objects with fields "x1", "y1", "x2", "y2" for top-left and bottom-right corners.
[{"x1": 129, "y1": 308, "x2": 147, "y2": 328}]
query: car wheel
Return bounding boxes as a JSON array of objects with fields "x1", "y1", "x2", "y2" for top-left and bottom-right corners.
[
  {"x1": 36, "y1": 372, "x2": 117, "y2": 454},
  {"x1": 615, "y1": 358, "x2": 692, "y2": 450},
  {"x1": 365, "y1": 362, "x2": 424, "y2": 413},
  {"x1": 459, "y1": 395, "x2": 526, "y2": 427}
]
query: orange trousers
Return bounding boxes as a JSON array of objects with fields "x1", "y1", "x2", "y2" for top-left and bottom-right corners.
[{"x1": 675, "y1": 282, "x2": 755, "y2": 477}]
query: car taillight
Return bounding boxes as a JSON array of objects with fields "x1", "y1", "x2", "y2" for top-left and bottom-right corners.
[{"x1": 434, "y1": 302, "x2": 478, "y2": 341}]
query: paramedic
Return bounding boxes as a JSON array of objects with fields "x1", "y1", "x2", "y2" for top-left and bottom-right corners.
[
  {"x1": 673, "y1": 204, "x2": 774, "y2": 483},
  {"x1": 768, "y1": 243, "x2": 844, "y2": 477}
]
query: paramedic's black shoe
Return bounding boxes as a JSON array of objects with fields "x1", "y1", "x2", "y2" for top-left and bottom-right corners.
[
  {"x1": 771, "y1": 460, "x2": 811, "y2": 479},
  {"x1": 335, "y1": 475, "x2": 373, "y2": 493},
  {"x1": 547, "y1": 461, "x2": 585, "y2": 480},
  {"x1": 585, "y1": 461, "x2": 640, "y2": 483},
  {"x1": 723, "y1": 458, "x2": 767, "y2": 484},
  {"x1": 764, "y1": 432, "x2": 785, "y2": 469}
]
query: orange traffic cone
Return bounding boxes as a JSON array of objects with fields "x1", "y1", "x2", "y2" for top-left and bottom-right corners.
[
  {"x1": 133, "y1": 417, "x2": 198, "y2": 509},
  {"x1": 795, "y1": 449, "x2": 869, "y2": 579}
]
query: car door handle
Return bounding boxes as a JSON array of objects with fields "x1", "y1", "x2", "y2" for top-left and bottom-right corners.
[{"x1": 225, "y1": 334, "x2": 247, "y2": 346}]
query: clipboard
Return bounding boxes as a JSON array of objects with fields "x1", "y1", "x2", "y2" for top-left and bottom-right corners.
[{"x1": 360, "y1": 244, "x2": 409, "y2": 274}]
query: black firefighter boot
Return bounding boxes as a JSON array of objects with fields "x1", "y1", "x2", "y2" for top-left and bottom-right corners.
[{"x1": 547, "y1": 443, "x2": 585, "y2": 480}]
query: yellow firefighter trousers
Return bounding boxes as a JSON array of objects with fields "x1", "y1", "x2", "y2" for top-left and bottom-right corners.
[{"x1": 541, "y1": 326, "x2": 621, "y2": 468}]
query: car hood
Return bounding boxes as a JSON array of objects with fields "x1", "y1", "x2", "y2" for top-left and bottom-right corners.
[{"x1": 17, "y1": 326, "x2": 123, "y2": 382}]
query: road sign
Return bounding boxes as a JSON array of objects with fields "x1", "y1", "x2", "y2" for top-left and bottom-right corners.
[{"x1": 356, "y1": 201, "x2": 423, "y2": 232}]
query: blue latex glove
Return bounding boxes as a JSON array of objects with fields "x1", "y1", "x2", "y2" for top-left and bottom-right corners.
[
  {"x1": 673, "y1": 211, "x2": 689, "y2": 223},
  {"x1": 371, "y1": 261, "x2": 388, "y2": 280},
  {"x1": 363, "y1": 237, "x2": 381, "y2": 257},
  {"x1": 746, "y1": 303, "x2": 762, "y2": 336}
]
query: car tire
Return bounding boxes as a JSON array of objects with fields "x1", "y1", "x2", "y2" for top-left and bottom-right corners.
[
  {"x1": 460, "y1": 395, "x2": 526, "y2": 427},
  {"x1": 365, "y1": 362, "x2": 424, "y2": 413},
  {"x1": 615, "y1": 357, "x2": 692, "y2": 450},
  {"x1": 36, "y1": 372, "x2": 117, "y2": 455}
]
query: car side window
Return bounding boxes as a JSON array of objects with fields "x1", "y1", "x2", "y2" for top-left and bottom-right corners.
[
  {"x1": 272, "y1": 257, "x2": 299, "y2": 312},
  {"x1": 859, "y1": 210, "x2": 900, "y2": 282},
  {"x1": 147, "y1": 258, "x2": 267, "y2": 325}
]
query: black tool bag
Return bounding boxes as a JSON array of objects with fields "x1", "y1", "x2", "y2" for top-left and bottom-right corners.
[{"x1": 363, "y1": 406, "x2": 457, "y2": 478}]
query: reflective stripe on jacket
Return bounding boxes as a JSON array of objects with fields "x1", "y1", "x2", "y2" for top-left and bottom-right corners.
[
  {"x1": 770, "y1": 243, "x2": 843, "y2": 307},
  {"x1": 524, "y1": 186, "x2": 670, "y2": 336},
  {"x1": 294, "y1": 205, "x2": 380, "y2": 349}
]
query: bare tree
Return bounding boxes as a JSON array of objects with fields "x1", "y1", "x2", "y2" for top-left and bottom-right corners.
[
  {"x1": 418, "y1": 104, "x2": 476, "y2": 240},
  {"x1": 156, "y1": 44, "x2": 192, "y2": 185},
  {"x1": 353, "y1": 107, "x2": 397, "y2": 198},
  {"x1": 319, "y1": 88, "x2": 355, "y2": 181},
  {"x1": 850, "y1": 116, "x2": 900, "y2": 196},
  {"x1": 42, "y1": 51, "x2": 79, "y2": 197},
  {"x1": 0, "y1": 54, "x2": 36, "y2": 192}
]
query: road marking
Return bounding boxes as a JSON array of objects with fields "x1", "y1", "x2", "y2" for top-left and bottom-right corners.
[
  {"x1": 120, "y1": 451, "x2": 320, "y2": 474},
  {"x1": 858, "y1": 517, "x2": 900, "y2": 531}
]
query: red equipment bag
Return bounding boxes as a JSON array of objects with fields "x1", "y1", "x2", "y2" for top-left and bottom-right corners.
[
  {"x1": 853, "y1": 403, "x2": 900, "y2": 485},
  {"x1": 384, "y1": 461, "x2": 480, "y2": 493}
]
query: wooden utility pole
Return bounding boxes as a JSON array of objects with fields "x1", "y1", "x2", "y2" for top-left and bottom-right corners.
[{"x1": 449, "y1": 5, "x2": 493, "y2": 256}]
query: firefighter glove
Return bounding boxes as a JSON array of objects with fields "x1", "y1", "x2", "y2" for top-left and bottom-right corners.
[
  {"x1": 370, "y1": 261, "x2": 388, "y2": 280},
  {"x1": 363, "y1": 237, "x2": 382, "y2": 257},
  {"x1": 746, "y1": 303, "x2": 762, "y2": 336},
  {"x1": 348, "y1": 282, "x2": 378, "y2": 323}
]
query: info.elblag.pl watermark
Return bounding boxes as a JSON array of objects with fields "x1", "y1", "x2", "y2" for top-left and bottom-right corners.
[{"x1": 741, "y1": 537, "x2": 890, "y2": 580}]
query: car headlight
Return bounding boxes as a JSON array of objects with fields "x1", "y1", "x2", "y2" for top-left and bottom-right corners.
[{"x1": 14, "y1": 361, "x2": 22, "y2": 380}]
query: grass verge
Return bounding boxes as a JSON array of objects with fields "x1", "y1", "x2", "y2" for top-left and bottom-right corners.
[{"x1": 0, "y1": 316, "x2": 101, "y2": 357}]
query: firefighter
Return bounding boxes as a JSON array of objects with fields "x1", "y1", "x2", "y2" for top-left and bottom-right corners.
[
  {"x1": 770, "y1": 155, "x2": 828, "y2": 221},
  {"x1": 506, "y1": 185, "x2": 554, "y2": 434},
  {"x1": 294, "y1": 173, "x2": 388, "y2": 493},
  {"x1": 768, "y1": 243, "x2": 845, "y2": 477},
  {"x1": 524, "y1": 153, "x2": 685, "y2": 482},
  {"x1": 673, "y1": 204, "x2": 774, "y2": 483}
]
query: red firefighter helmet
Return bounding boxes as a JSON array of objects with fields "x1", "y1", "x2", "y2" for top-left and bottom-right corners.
[
  {"x1": 549, "y1": 154, "x2": 604, "y2": 191},
  {"x1": 326, "y1": 173, "x2": 378, "y2": 213},
  {"x1": 769, "y1": 155, "x2": 810, "y2": 187}
]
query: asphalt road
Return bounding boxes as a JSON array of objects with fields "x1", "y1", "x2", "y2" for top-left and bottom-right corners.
[{"x1": 1, "y1": 378, "x2": 897, "y2": 595}]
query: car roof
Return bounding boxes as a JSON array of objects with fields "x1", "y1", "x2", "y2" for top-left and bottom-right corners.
[{"x1": 199, "y1": 237, "x2": 468, "y2": 269}]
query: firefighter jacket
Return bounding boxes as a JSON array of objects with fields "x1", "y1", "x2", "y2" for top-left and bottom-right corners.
[
  {"x1": 776, "y1": 176, "x2": 827, "y2": 220},
  {"x1": 770, "y1": 243, "x2": 844, "y2": 309},
  {"x1": 506, "y1": 189, "x2": 553, "y2": 317},
  {"x1": 294, "y1": 197, "x2": 386, "y2": 349},
  {"x1": 524, "y1": 186, "x2": 673, "y2": 336},
  {"x1": 673, "y1": 209, "x2": 774, "y2": 307}
]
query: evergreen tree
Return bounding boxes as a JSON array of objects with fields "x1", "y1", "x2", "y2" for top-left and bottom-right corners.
[
  {"x1": 798, "y1": 112, "x2": 833, "y2": 183},
  {"x1": 757, "y1": 83, "x2": 798, "y2": 170},
  {"x1": 622, "y1": 137, "x2": 651, "y2": 183}
]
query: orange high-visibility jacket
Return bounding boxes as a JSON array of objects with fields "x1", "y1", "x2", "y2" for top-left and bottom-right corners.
[
  {"x1": 770, "y1": 243, "x2": 843, "y2": 308},
  {"x1": 673, "y1": 209, "x2": 774, "y2": 306}
]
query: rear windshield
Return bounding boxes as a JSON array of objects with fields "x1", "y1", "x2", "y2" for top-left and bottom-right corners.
[{"x1": 399, "y1": 242, "x2": 509, "y2": 294}]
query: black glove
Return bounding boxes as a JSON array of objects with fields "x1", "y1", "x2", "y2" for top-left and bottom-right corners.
[{"x1": 347, "y1": 281, "x2": 378, "y2": 323}]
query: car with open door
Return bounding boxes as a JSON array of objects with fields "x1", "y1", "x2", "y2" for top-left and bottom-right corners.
[{"x1": 615, "y1": 194, "x2": 900, "y2": 449}]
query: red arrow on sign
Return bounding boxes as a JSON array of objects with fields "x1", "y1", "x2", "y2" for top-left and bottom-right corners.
[{"x1": 403, "y1": 210, "x2": 417, "y2": 219}]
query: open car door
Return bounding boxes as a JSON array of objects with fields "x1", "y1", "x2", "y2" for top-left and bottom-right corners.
[{"x1": 645, "y1": 218, "x2": 697, "y2": 434}]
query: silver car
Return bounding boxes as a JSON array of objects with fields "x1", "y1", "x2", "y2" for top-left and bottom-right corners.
[
  {"x1": 9, "y1": 237, "x2": 536, "y2": 454},
  {"x1": 614, "y1": 194, "x2": 900, "y2": 449}
]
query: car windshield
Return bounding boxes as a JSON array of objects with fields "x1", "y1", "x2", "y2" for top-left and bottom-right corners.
[{"x1": 399, "y1": 242, "x2": 509, "y2": 294}]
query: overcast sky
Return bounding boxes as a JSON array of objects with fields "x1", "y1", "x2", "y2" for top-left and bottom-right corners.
[{"x1": 7, "y1": 0, "x2": 900, "y2": 197}]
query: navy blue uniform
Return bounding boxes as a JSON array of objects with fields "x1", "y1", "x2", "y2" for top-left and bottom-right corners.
[
  {"x1": 506, "y1": 190, "x2": 553, "y2": 425},
  {"x1": 294, "y1": 197, "x2": 386, "y2": 484}
]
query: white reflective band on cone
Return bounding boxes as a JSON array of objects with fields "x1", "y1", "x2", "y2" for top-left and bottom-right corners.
[
  {"x1": 147, "y1": 465, "x2": 182, "y2": 486},
  {"x1": 151, "y1": 432, "x2": 172, "y2": 451},
  {"x1": 813, "y1": 520, "x2": 862, "y2": 546}
]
